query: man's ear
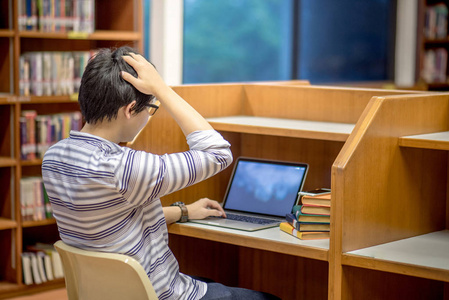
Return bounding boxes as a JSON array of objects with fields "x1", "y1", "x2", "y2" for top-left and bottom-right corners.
[{"x1": 122, "y1": 100, "x2": 137, "y2": 119}]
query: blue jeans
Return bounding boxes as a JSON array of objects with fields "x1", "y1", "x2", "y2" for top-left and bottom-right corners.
[{"x1": 200, "y1": 282, "x2": 281, "y2": 300}]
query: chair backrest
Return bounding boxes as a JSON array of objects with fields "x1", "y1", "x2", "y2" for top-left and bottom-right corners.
[{"x1": 54, "y1": 240, "x2": 159, "y2": 300}]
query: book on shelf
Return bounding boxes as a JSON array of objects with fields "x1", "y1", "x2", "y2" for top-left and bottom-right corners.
[
  {"x1": 20, "y1": 110, "x2": 83, "y2": 160},
  {"x1": 20, "y1": 51, "x2": 95, "y2": 97},
  {"x1": 425, "y1": 3, "x2": 448, "y2": 40},
  {"x1": 20, "y1": 110, "x2": 37, "y2": 160},
  {"x1": 421, "y1": 48, "x2": 448, "y2": 84},
  {"x1": 22, "y1": 243, "x2": 64, "y2": 285},
  {"x1": 20, "y1": 177, "x2": 53, "y2": 221},
  {"x1": 21, "y1": 253, "x2": 33, "y2": 285},
  {"x1": 19, "y1": 0, "x2": 96, "y2": 33},
  {"x1": 29, "y1": 252, "x2": 43, "y2": 284},
  {"x1": 300, "y1": 192, "x2": 331, "y2": 206},
  {"x1": 285, "y1": 213, "x2": 330, "y2": 232},
  {"x1": 279, "y1": 222, "x2": 330, "y2": 240}
]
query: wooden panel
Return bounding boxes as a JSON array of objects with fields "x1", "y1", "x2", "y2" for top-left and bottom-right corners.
[
  {"x1": 239, "y1": 248, "x2": 328, "y2": 300},
  {"x1": 341, "y1": 266, "x2": 444, "y2": 300},
  {"x1": 330, "y1": 93, "x2": 449, "y2": 299},
  {"x1": 170, "y1": 234, "x2": 328, "y2": 300},
  {"x1": 243, "y1": 85, "x2": 420, "y2": 123},
  {"x1": 0, "y1": 38, "x2": 11, "y2": 94},
  {"x1": 0, "y1": 230, "x2": 15, "y2": 282},
  {"x1": 400, "y1": 131, "x2": 449, "y2": 150},
  {"x1": 333, "y1": 93, "x2": 449, "y2": 252},
  {"x1": 169, "y1": 235, "x2": 240, "y2": 286},
  {"x1": 95, "y1": 0, "x2": 140, "y2": 31}
]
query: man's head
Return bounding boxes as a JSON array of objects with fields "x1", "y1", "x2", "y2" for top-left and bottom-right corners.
[{"x1": 78, "y1": 46, "x2": 155, "y2": 124}]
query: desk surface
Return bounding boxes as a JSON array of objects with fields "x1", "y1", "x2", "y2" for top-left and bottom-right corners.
[{"x1": 168, "y1": 222, "x2": 329, "y2": 261}]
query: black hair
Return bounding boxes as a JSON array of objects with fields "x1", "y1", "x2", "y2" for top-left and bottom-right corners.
[{"x1": 78, "y1": 46, "x2": 155, "y2": 124}]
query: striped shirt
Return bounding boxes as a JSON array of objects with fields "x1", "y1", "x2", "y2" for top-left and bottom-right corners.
[{"x1": 42, "y1": 129, "x2": 232, "y2": 300}]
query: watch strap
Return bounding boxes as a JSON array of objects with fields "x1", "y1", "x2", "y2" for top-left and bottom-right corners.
[{"x1": 171, "y1": 202, "x2": 188, "y2": 223}]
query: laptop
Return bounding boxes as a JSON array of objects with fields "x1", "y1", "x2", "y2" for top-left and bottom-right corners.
[{"x1": 190, "y1": 157, "x2": 308, "y2": 231}]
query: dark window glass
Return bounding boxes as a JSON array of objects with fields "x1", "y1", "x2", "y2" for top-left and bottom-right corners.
[
  {"x1": 183, "y1": 0, "x2": 293, "y2": 84},
  {"x1": 297, "y1": 0, "x2": 396, "y2": 83}
]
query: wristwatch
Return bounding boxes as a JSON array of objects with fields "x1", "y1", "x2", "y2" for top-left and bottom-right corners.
[{"x1": 170, "y1": 201, "x2": 189, "y2": 223}]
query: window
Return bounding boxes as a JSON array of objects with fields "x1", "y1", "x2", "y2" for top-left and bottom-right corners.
[
  {"x1": 183, "y1": 0, "x2": 293, "y2": 83},
  {"x1": 182, "y1": 0, "x2": 396, "y2": 84},
  {"x1": 296, "y1": 0, "x2": 396, "y2": 83}
]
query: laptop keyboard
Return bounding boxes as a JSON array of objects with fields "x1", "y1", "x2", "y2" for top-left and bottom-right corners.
[{"x1": 225, "y1": 213, "x2": 280, "y2": 225}]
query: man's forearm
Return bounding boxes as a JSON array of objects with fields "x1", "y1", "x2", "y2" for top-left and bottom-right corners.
[{"x1": 163, "y1": 206, "x2": 182, "y2": 224}]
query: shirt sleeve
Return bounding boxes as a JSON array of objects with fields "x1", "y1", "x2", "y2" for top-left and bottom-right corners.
[{"x1": 119, "y1": 130, "x2": 233, "y2": 205}]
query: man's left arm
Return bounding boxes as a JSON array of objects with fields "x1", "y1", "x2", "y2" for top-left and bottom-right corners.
[{"x1": 163, "y1": 198, "x2": 226, "y2": 224}]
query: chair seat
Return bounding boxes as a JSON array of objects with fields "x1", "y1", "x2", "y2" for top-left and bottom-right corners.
[{"x1": 54, "y1": 240, "x2": 158, "y2": 300}]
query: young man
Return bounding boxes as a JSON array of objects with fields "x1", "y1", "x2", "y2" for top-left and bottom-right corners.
[{"x1": 42, "y1": 47, "x2": 278, "y2": 299}]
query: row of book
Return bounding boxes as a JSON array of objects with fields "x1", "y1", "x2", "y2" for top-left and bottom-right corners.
[
  {"x1": 421, "y1": 48, "x2": 448, "y2": 84},
  {"x1": 280, "y1": 191, "x2": 330, "y2": 240},
  {"x1": 424, "y1": 3, "x2": 448, "y2": 40},
  {"x1": 20, "y1": 51, "x2": 94, "y2": 96},
  {"x1": 22, "y1": 243, "x2": 64, "y2": 285},
  {"x1": 20, "y1": 177, "x2": 52, "y2": 222},
  {"x1": 18, "y1": 0, "x2": 95, "y2": 33},
  {"x1": 20, "y1": 110, "x2": 83, "y2": 160}
]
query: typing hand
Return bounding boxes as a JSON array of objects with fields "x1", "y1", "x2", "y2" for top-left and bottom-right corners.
[{"x1": 187, "y1": 198, "x2": 227, "y2": 220}]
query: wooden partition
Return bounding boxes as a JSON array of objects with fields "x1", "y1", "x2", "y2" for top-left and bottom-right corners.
[{"x1": 331, "y1": 93, "x2": 449, "y2": 299}]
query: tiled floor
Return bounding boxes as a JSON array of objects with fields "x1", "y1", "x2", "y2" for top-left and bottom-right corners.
[{"x1": 6, "y1": 288, "x2": 67, "y2": 300}]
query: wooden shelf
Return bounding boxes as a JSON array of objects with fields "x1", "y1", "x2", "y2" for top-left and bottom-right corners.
[
  {"x1": 169, "y1": 223, "x2": 329, "y2": 261},
  {"x1": 0, "y1": 281, "x2": 20, "y2": 296},
  {"x1": 0, "y1": 94, "x2": 15, "y2": 104},
  {"x1": 207, "y1": 116, "x2": 354, "y2": 142},
  {"x1": 22, "y1": 219, "x2": 56, "y2": 228},
  {"x1": 20, "y1": 159, "x2": 43, "y2": 167},
  {"x1": 16, "y1": 95, "x2": 78, "y2": 104},
  {"x1": 0, "y1": 279, "x2": 65, "y2": 300},
  {"x1": 19, "y1": 30, "x2": 141, "y2": 41},
  {"x1": 0, "y1": 218, "x2": 17, "y2": 230},
  {"x1": 0, "y1": 30, "x2": 14, "y2": 38},
  {"x1": 0, "y1": 157, "x2": 17, "y2": 168},
  {"x1": 343, "y1": 230, "x2": 449, "y2": 282},
  {"x1": 399, "y1": 131, "x2": 449, "y2": 150}
]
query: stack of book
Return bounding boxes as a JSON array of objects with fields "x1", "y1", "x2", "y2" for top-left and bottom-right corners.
[
  {"x1": 21, "y1": 243, "x2": 64, "y2": 285},
  {"x1": 280, "y1": 192, "x2": 331, "y2": 240}
]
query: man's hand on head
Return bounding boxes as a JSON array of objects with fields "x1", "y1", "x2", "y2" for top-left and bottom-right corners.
[{"x1": 121, "y1": 53, "x2": 169, "y2": 98}]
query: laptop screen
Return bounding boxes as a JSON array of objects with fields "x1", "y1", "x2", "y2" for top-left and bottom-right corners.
[{"x1": 223, "y1": 157, "x2": 308, "y2": 218}]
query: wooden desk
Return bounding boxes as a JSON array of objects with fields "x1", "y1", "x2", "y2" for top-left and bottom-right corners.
[
  {"x1": 168, "y1": 223, "x2": 330, "y2": 300},
  {"x1": 128, "y1": 83, "x2": 424, "y2": 300},
  {"x1": 169, "y1": 222, "x2": 329, "y2": 261}
]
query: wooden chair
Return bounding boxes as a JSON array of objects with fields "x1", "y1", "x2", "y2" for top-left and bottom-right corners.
[{"x1": 54, "y1": 240, "x2": 158, "y2": 300}]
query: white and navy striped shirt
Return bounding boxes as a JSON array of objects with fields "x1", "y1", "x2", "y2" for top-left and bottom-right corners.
[{"x1": 42, "y1": 129, "x2": 232, "y2": 300}]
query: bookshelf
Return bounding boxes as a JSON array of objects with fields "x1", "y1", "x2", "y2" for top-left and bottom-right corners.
[
  {"x1": 0, "y1": 0, "x2": 142, "y2": 298},
  {"x1": 129, "y1": 84, "x2": 423, "y2": 300},
  {"x1": 417, "y1": 0, "x2": 449, "y2": 90}
]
